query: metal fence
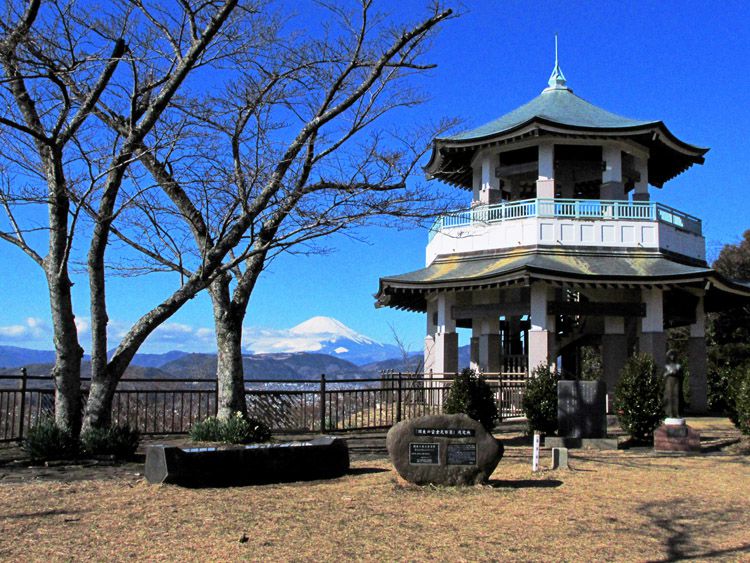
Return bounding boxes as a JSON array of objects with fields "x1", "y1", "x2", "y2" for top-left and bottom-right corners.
[{"x1": 0, "y1": 370, "x2": 528, "y2": 442}]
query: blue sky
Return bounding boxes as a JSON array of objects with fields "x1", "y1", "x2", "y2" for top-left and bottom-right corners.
[{"x1": 1, "y1": 0, "x2": 749, "y2": 354}]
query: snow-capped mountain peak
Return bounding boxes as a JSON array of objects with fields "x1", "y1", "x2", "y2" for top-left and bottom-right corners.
[
  {"x1": 290, "y1": 316, "x2": 376, "y2": 345},
  {"x1": 244, "y1": 316, "x2": 399, "y2": 365}
]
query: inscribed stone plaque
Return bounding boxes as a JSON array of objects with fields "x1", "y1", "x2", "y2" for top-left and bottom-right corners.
[
  {"x1": 409, "y1": 443, "x2": 439, "y2": 465},
  {"x1": 446, "y1": 443, "x2": 477, "y2": 466},
  {"x1": 415, "y1": 428, "x2": 475, "y2": 437},
  {"x1": 557, "y1": 380, "x2": 607, "y2": 439},
  {"x1": 666, "y1": 426, "x2": 688, "y2": 438},
  {"x1": 386, "y1": 414, "x2": 504, "y2": 486}
]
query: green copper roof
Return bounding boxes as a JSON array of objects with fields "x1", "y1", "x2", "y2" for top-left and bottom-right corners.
[
  {"x1": 446, "y1": 87, "x2": 656, "y2": 142},
  {"x1": 375, "y1": 248, "x2": 725, "y2": 312}
]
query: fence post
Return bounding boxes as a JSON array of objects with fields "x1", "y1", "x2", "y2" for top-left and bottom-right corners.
[
  {"x1": 18, "y1": 367, "x2": 28, "y2": 441},
  {"x1": 319, "y1": 373, "x2": 326, "y2": 433},
  {"x1": 396, "y1": 372, "x2": 402, "y2": 423}
]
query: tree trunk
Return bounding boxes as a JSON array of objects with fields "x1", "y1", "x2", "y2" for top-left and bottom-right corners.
[
  {"x1": 46, "y1": 269, "x2": 84, "y2": 436},
  {"x1": 82, "y1": 367, "x2": 118, "y2": 431},
  {"x1": 210, "y1": 277, "x2": 247, "y2": 420}
]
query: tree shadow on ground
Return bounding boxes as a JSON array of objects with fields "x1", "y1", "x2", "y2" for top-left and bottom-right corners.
[
  {"x1": 495, "y1": 435, "x2": 533, "y2": 447},
  {"x1": 639, "y1": 498, "x2": 750, "y2": 562},
  {"x1": 486, "y1": 478, "x2": 563, "y2": 489},
  {"x1": 2, "y1": 508, "x2": 86, "y2": 520},
  {"x1": 346, "y1": 467, "x2": 389, "y2": 476}
]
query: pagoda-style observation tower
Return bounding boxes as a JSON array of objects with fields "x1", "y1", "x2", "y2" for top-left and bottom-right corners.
[{"x1": 376, "y1": 60, "x2": 750, "y2": 412}]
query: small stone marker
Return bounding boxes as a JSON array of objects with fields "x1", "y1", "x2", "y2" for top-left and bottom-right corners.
[
  {"x1": 386, "y1": 414, "x2": 503, "y2": 486},
  {"x1": 550, "y1": 447, "x2": 569, "y2": 470}
]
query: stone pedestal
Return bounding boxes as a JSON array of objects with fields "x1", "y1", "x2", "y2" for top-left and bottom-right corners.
[{"x1": 654, "y1": 420, "x2": 701, "y2": 453}]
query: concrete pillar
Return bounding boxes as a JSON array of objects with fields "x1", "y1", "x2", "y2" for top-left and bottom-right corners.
[
  {"x1": 528, "y1": 284, "x2": 553, "y2": 373},
  {"x1": 472, "y1": 166, "x2": 481, "y2": 203},
  {"x1": 424, "y1": 335, "x2": 436, "y2": 374},
  {"x1": 536, "y1": 143, "x2": 555, "y2": 198},
  {"x1": 469, "y1": 323, "x2": 480, "y2": 372},
  {"x1": 632, "y1": 156, "x2": 650, "y2": 202},
  {"x1": 480, "y1": 153, "x2": 501, "y2": 205},
  {"x1": 433, "y1": 332, "x2": 459, "y2": 374},
  {"x1": 429, "y1": 293, "x2": 458, "y2": 375},
  {"x1": 687, "y1": 296, "x2": 708, "y2": 413},
  {"x1": 602, "y1": 316, "x2": 627, "y2": 405},
  {"x1": 640, "y1": 288, "x2": 666, "y2": 369},
  {"x1": 507, "y1": 315, "x2": 523, "y2": 355},
  {"x1": 478, "y1": 317, "x2": 501, "y2": 373},
  {"x1": 601, "y1": 145, "x2": 625, "y2": 200}
]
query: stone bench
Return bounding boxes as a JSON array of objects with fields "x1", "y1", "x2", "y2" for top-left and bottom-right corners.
[{"x1": 145, "y1": 436, "x2": 349, "y2": 487}]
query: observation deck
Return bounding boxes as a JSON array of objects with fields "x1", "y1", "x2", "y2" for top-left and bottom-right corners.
[{"x1": 426, "y1": 198, "x2": 704, "y2": 265}]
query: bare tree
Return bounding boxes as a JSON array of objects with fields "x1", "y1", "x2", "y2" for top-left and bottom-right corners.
[
  {"x1": 0, "y1": 0, "x2": 454, "y2": 432},
  {"x1": 95, "y1": 1, "x2": 457, "y2": 419},
  {"x1": 0, "y1": 0, "x2": 246, "y2": 434}
]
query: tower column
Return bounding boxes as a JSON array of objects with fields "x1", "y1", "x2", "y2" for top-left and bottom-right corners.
[
  {"x1": 601, "y1": 145, "x2": 625, "y2": 200},
  {"x1": 469, "y1": 322, "x2": 480, "y2": 372},
  {"x1": 639, "y1": 288, "x2": 666, "y2": 369},
  {"x1": 478, "y1": 317, "x2": 501, "y2": 373},
  {"x1": 602, "y1": 316, "x2": 627, "y2": 402},
  {"x1": 425, "y1": 293, "x2": 458, "y2": 375},
  {"x1": 687, "y1": 295, "x2": 708, "y2": 413},
  {"x1": 528, "y1": 284, "x2": 554, "y2": 373},
  {"x1": 632, "y1": 155, "x2": 650, "y2": 202},
  {"x1": 480, "y1": 153, "x2": 501, "y2": 205},
  {"x1": 536, "y1": 143, "x2": 555, "y2": 198}
]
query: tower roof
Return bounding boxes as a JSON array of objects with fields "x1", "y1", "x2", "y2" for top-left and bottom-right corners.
[
  {"x1": 425, "y1": 58, "x2": 709, "y2": 189},
  {"x1": 446, "y1": 87, "x2": 656, "y2": 141}
]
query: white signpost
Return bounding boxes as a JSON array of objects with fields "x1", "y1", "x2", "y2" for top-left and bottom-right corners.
[{"x1": 532, "y1": 432, "x2": 540, "y2": 472}]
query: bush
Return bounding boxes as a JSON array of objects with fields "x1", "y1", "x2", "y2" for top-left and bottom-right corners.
[
  {"x1": 23, "y1": 418, "x2": 80, "y2": 462},
  {"x1": 614, "y1": 353, "x2": 663, "y2": 443},
  {"x1": 726, "y1": 364, "x2": 750, "y2": 436},
  {"x1": 734, "y1": 376, "x2": 750, "y2": 436},
  {"x1": 189, "y1": 412, "x2": 271, "y2": 444},
  {"x1": 81, "y1": 424, "x2": 140, "y2": 459},
  {"x1": 709, "y1": 364, "x2": 737, "y2": 415},
  {"x1": 444, "y1": 368, "x2": 498, "y2": 431},
  {"x1": 522, "y1": 364, "x2": 558, "y2": 435}
]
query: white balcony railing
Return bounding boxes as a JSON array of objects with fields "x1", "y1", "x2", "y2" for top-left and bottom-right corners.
[{"x1": 428, "y1": 198, "x2": 702, "y2": 242}]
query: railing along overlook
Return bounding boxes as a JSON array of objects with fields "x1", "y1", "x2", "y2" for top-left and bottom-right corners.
[{"x1": 428, "y1": 198, "x2": 702, "y2": 241}]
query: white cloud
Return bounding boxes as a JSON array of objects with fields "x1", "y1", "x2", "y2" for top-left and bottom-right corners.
[{"x1": 0, "y1": 317, "x2": 50, "y2": 340}]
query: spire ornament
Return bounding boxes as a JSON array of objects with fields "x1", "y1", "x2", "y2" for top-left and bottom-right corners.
[{"x1": 546, "y1": 34, "x2": 568, "y2": 91}]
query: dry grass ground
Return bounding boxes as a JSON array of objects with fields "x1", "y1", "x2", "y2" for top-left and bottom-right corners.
[{"x1": 0, "y1": 418, "x2": 748, "y2": 562}]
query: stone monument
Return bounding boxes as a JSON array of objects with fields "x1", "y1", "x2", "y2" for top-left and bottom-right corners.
[
  {"x1": 545, "y1": 380, "x2": 617, "y2": 449},
  {"x1": 386, "y1": 413, "x2": 503, "y2": 486}
]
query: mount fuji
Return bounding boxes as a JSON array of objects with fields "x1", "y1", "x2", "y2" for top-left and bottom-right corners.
[{"x1": 244, "y1": 316, "x2": 404, "y2": 365}]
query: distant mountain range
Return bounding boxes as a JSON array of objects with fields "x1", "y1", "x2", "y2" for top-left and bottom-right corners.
[
  {"x1": 0, "y1": 317, "x2": 476, "y2": 380},
  {"x1": 0, "y1": 348, "x2": 420, "y2": 381}
]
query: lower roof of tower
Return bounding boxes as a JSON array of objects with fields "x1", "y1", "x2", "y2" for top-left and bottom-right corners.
[
  {"x1": 375, "y1": 247, "x2": 750, "y2": 313},
  {"x1": 425, "y1": 87, "x2": 709, "y2": 188}
]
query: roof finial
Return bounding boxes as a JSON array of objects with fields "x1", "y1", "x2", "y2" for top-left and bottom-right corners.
[{"x1": 546, "y1": 34, "x2": 568, "y2": 91}]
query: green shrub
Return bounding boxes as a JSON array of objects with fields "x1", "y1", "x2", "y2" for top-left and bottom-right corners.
[
  {"x1": 726, "y1": 364, "x2": 750, "y2": 435},
  {"x1": 23, "y1": 418, "x2": 80, "y2": 462},
  {"x1": 709, "y1": 364, "x2": 736, "y2": 415},
  {"x1": 444, "y1": 368, "x2": 498, "y2": 431},
  {"x1": 614, "y1": 353, "x2": 663, "y2": 443},
  {"x1": 81, "y1": 424, "x2": 140, "y2": 459},
  {"x1": 189, "y1": 412, "x2": 271, "y2": 444},
  {"x1": 522, "y1": 364, "x2": 558, "y2": 435}
]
